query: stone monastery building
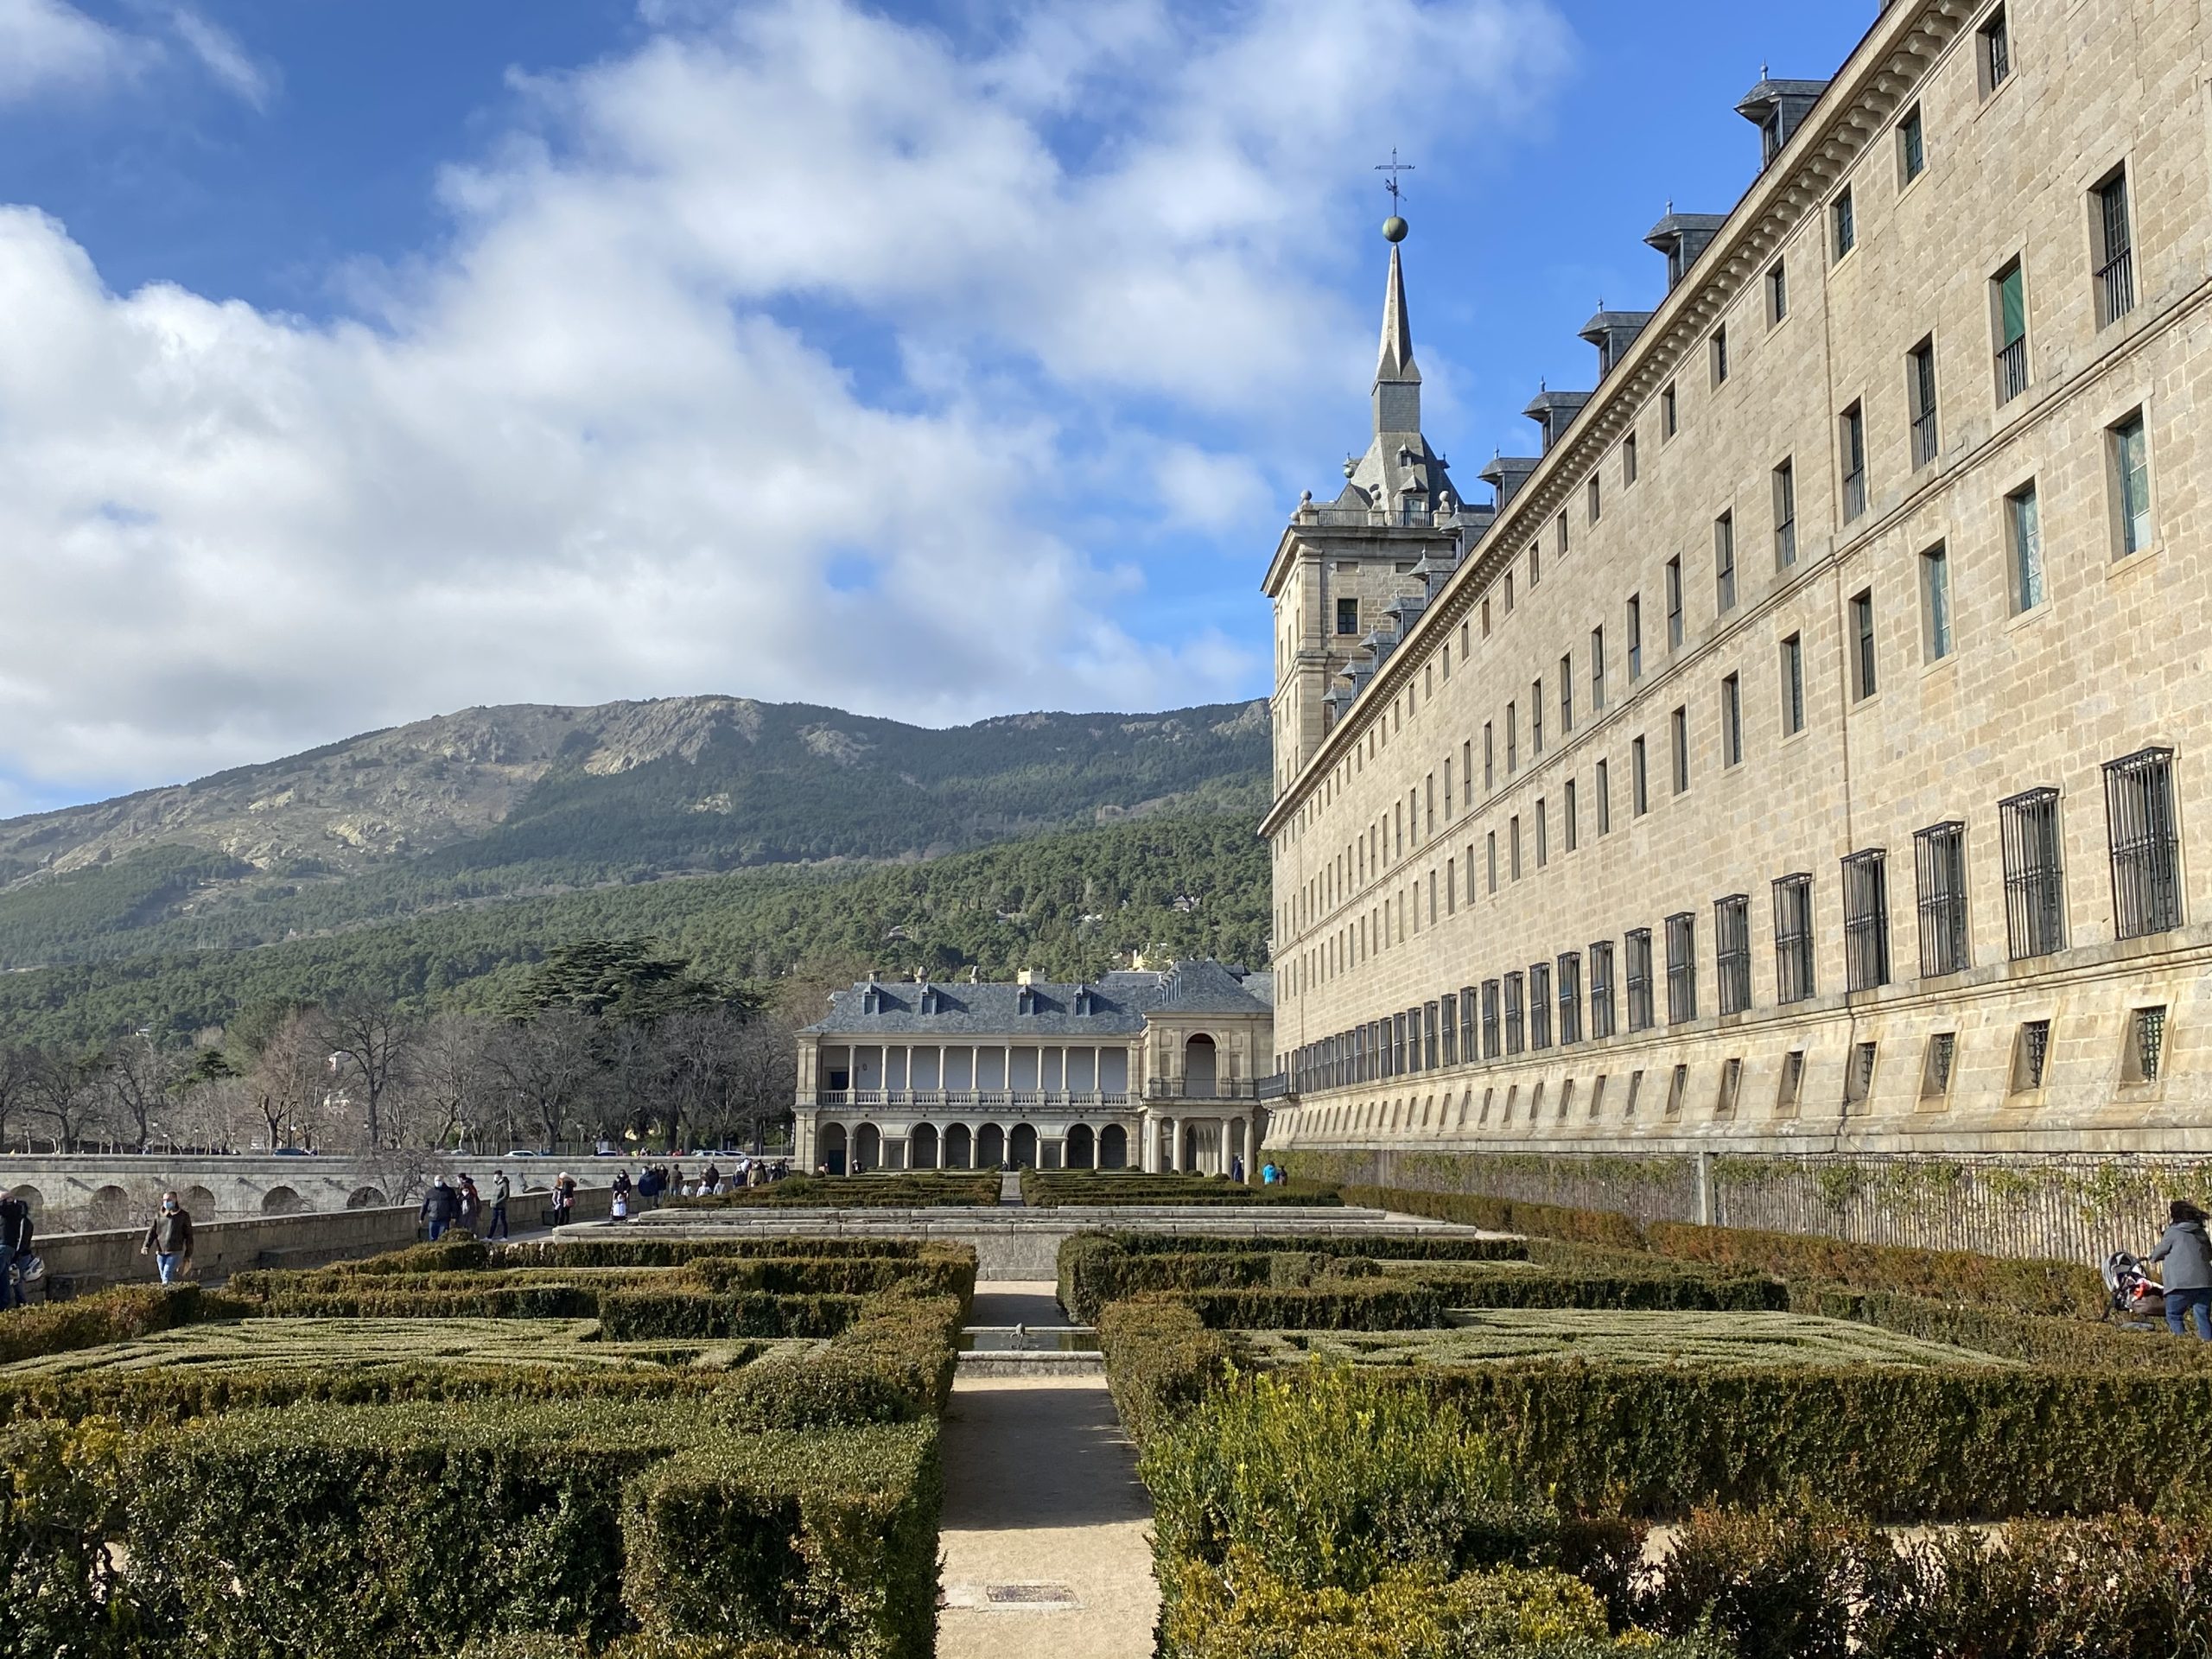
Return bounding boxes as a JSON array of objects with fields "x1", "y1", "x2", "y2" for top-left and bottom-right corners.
[
  {"x1": 792, "y1": 962, "x2": 1274, "y2": 1175},
  {"x1": 1262, "y1": 0, "x2": 2212, "y2": 1159}
]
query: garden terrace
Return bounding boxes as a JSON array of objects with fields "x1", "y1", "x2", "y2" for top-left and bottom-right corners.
[
  {"x1": 1016, "y1": 1168, "x2": 1343, "y2": 1207},
  {"x1": 0, "y1": 1233, "x2": 969, "y2": 1656},
  {"x1": 665, "y1": 1171, "x2": 1002, "y2": 1209}
]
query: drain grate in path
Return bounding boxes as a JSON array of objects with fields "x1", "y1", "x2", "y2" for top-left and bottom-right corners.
[{"x1": 941, "y1": 1580, "x2": 1082, "y2": 1611}]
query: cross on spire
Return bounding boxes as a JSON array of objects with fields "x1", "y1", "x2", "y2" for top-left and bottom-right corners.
[{"x1": 1375, "y1": 148, "x2": 1414, "y2": 211}]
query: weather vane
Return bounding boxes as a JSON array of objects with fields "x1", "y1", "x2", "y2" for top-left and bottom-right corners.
[{"x1": 1376, "y1": 149, "x2": 1413, "y2": 243}]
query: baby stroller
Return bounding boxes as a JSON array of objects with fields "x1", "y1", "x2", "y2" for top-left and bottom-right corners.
[{"x1": 2103, "y1": 1250, "x2": 2167, "y2": 1327}]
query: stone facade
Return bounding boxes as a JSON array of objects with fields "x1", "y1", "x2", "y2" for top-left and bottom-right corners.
[
  {"x1": 1262, "y1": 0, "x2": 2212, "y2": 1160},
  {"x1": 792, "y1": 963, "x2": 1274, "y2": 1174}
]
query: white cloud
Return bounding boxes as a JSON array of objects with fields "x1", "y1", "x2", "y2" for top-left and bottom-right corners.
[
  {"x1": 0, "y1": 0, "x2": 140, "y2": 101},
  {"x1": 169, "y1": 8, "x2": 276, "y2": 110},
  {"x1": 0, "y1": 0, "x2": 1570, "y2": 797},
  {"x1": 0, "y1": 0, "x2": 274, "y2": 107}
]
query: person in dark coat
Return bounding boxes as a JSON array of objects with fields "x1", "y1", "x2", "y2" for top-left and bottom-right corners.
[
  {"x1": 486, "y1": 1171, "x2": 511, "y2": 1239},
  {"x1": 420, "y1": 1178, "x2": 460, "y2": 1243},
  {"x1": 2152, "y1": 1198, "x2": 2212, "y2": 1339},
  {"x1": 140, "y1": 1192, "x2": 194, "y2": 1284},
  {"x1": 456, "y1": 1175, "x2": 482, "y2": 1234},
  {"x1": 0, "y1": 1193, "x2": 32, "y2": 1309},
  {"x1": 552, "y1": 1171, "x2": 577, "y2": 1227}
]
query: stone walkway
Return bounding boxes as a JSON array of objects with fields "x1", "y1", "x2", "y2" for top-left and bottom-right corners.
[{"x1": 937, "y1": 1283, "x2": 1156, "y2": 1659}]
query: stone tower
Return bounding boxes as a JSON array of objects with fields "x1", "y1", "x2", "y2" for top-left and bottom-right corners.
[{"x1": 1261, "y1": 226, "x2": 1478, "y2": 798}]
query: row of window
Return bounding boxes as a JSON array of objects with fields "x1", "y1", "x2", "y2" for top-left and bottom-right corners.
[
  {"x1": 1291, "y1": 1000, "x2": 2172, "y2": 1140},
  {"x1": 1283, "y1": 412, "x2": 2154, "y2": 952},
  {"x1": 1285, "y1": 747, "x2": 2182, "y2": 1092}
]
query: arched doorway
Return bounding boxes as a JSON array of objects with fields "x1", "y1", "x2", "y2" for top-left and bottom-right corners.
[
  {"x1": 8, "y1": 1185, "x2": 42, "y2": 1220},
  {"x1": 820, "y1": 1122, "x2": 849, "y2": 1175},
  {"x1": 182, "y1": 1185, "x2": 219, "y2": 1219},
  {"x1": 1099, "y1": 1124, "x2": 1128, "y2": 1169},
  {"x1": 976, "y1": 1123, "x2": 1005, "y2": 1168},
  {"x1": 855, "y1": 1123, "x2": 882, "y2": 1173},
  {"x1": 87, "y1": 1185, "x2": 132, "y2": 1229},
  {"x1": 944, "y1": 1123, "x2": 972, "y2": 1169},
  {"x1": 346, "y1": 1185, "x2": 388, "y2": 1209},
  {"x1": 911, "y1": 1124, "x2": 939, "y2": 1169},
  {"x1": 1183, "y1": 1034, "x2": 1218, "y2": 1098},
  {"x1": 1009, "y1": 1123, "x2": 1038, "y2": 1168},
  {"x1": 261, "y1": 1185, "x2": 305, "y2": 1216},
  {"x1": 1065, "y1": 1124, "x2": 1095, "y2": 1168}
]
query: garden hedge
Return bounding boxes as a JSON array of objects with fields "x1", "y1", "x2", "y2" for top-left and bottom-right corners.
[
  {"x1": 1644, "y1": 1220, "x2": 2104, "y2": 1318},
  {"x1": 1019, "y1": 1168, "x2": 1343, "y2": 1207},
  {"x1": 493, "y1": 1238, "x2": 927, "y2": 1269},
  {"x1": 1095, "y1": 1296, "x2": 1239, "y2": 1447},
  {"x1": 666, "y1": 1173, "x2": 1000, "y2": 1209},
  {"x1": 1789, "y1": 1283, "x2": 2212, "y2": 1370},
  {"x1": 1173, "y1": 1282, "x2": 1451, "y2": 1331},
  {"x1": 110, "y1": 1401, "x2": 938, "y2": 1658},
  {"x1": 1057, "y1": 1232, "x2": 1525, "y2": 1322},
  {"x1": 0, "y1": 1284, "x2": 249, "y2": 1366},
  {"x1": 1338, "y1": 1185, "x2": 1646, "y2": 1250}
]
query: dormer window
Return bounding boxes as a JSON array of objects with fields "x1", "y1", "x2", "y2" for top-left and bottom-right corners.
[
  {"x1": 861, "y1": 985, "x2": 883, "y2": 1014},
  {"x1": 1761, "y1": 113, "x2": 1782, "y2": 166},
  {"x1": 919, "y1": 985, "x2": 941, "y2": 1014},
  {"x1": 1017, "y1": 986, "x2": 1037, "y2": 1016},
  {"x1": 1073, "y1": 985, "x2": 1095, "y2": 1015}
]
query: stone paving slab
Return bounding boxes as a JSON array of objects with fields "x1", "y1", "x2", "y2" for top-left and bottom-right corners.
[{"x1": 936, "y1": 1362, "x2": 1155, "y2": 1658}]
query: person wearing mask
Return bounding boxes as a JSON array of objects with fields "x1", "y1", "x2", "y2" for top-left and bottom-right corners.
[
  {"x1": 0, "y1": 1192, "x2": 32, "y2": 1309},
  {"x1": 486, "y1": 1170, "x2": 511, "y2": 1239},
  {"x1": 611, "y1": 1168, "x2": 632, "y2": 1220},
  {"x1": 140, "y1": 1192, "x2": 194, "y2": 1285},
  {"x1": 456, "y1": 1174, "x2": 482, "y2": 1234},
  {"x1": 2152, "y1": 1199, "x2": 2212, "y2": 1340},
  {"x1": 421, "y1": 1178, "x2": 460, "y2": 1243}
]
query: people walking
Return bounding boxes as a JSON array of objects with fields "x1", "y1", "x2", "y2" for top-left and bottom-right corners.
[
  {"x1": 140, "y1": 1192, "x2": 194, "y2": 1285},
  {"x1": 553, "y1": 1170, "x2": 577, "y2": 1228},
  {"x1": 2152, "y1": 1199, "x2": 2212, "y2": 1339},
  {"x1": 421, "y1": 1178, "x2": 460, "y2": 1243},
  {"x1": 0, "y1": 1191, "x2": 32, "y2": 1309},
  {"x1": 611, "y1": 1169, "x2": 632, "y2": 1220},
  {"x1": 486, "y1": 1170, "x2": 511, "y2": 1238},
  {"x1": 456, "y1": 1174, "x2": 482, "y2": 1234},
  {"x1": 1230, "y1": 1154, "x2": 1246, "y2": 1184}
]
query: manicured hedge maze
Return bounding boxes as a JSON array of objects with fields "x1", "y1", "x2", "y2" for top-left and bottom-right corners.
[
  {"x1": 0, "y1": 1231, "x2": 972, "y2": 1658},
  {"x1": 1085, "y1": 1182, "x2": 2212, "y2": 1656},
  {"x1": 1018, "y1": 1167, "x2": 1343, "y2": 1208},
  {"x1": 666, "y1": 1172, "x2": 1001, "y2": 1209}
]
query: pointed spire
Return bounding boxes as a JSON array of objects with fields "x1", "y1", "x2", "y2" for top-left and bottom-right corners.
[{"x1": 1376, "y1": 242, "x2": 1419, "y2": 384}]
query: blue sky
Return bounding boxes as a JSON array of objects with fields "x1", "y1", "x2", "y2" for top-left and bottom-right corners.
[{"x1": 0, "y1": 0, "x2": 1873, "y2": 810}]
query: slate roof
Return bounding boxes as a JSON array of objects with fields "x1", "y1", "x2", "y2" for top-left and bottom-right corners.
[{"x1": 805, "y1": 959, "x2": 1271, "y2": 1038}]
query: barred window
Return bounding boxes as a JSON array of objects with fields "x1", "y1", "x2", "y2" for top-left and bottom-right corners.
[
  {"x1": 1666, "y1": 910, "x2": 1698, "y2": 1024},
  {"x1": 1557, "y1": 951, "x2": 1583, "y2": 1046},
  {"x1": 1999, "y1": 786, "x2": 2065, "y2": 958},
  {"x1": 2105, "y1": 747, "x2": 2181, "y2": 939},
  {"x1": 1529, "y1": 963, "x2": 1553, "y2": 1050},
  {"x1": 1459, "y1": 985, "x2": 1478, "y2": 1065},
  {"x1": 1423, "y1": 1000, "x2": 1440, "y2": 1069},
  {"x1": 2126, "y1": 1006, "x2": 2168, "y2": 1084},
  {"x1": 1503, "y1": 972, "x2": 1527, "y2": 1055},
  {"x1": 1773, "y1": 458, "x2": 1797, "y2": 569},
  {"x1": 1773, "y1": 872, "x2": 1815, "y2": 1003},
  {"x1": 1922, "y1": 1033, "x2": 1956, "y2": 1101},
  {"x1": 2011, "y1": 1019, "x2": 2051, "y2": 1094},
  {"x1": 1777, "y1": 1050, "x2": 1805, "y2": 1116},
  {"x1": 1842, "y1": 849, "x2": 1891, "y2": 991},
  {"x1": 1913, "y1": 820, "x2": 1971, "y2": 976},
  {"x1": 1440, "y1": 993, "x2": 1459, "y2": 1066},
  {"x1": 1716, "y1": 1056, "x2": 1743, "y2": 1119},
  {"x1": 1625, "y1": 928, "x2": 1655, "y2": 1032},
  {"x1": 1391, "y1": 1012, "x2": 1407, "y2": 1075},
  {"x1": 1665, "y1": 1062, "x2": 1688, "y2": 1118},
  {"x1": 1715, "y1": 893, "x2": 1751, "y2": 1014},
  {"x1": 1589, "y1": 941, "x2": 1617, "y2": 1039},
  {"x1": 1844, "y1": 1040, "x2": 1878, "y2": 1112},
  {"x1": 1481, "y1": 980, "x2": 1501, "y2": 1060},
  {"x1": 1625, "y1": 1068, "x2": 1644, "y2": 1116}
]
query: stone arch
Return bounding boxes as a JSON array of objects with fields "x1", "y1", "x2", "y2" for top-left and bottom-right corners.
[
  {"x1": 87, "y1": 1185, "x2": 133, "y2": 1230},
  {"x1": 854, "y1": 1123, "x2": 882, "y2": 1173},
  {"x1": 1183, "y1": 1034, "x2": 1218, "y2": 1099},
  {"x1": 911, "y1": 1123, "x2": 939, "y2": 1170},
  {"x1": 261, "y1": 1185, "x2": 306, "y2": 1217},
  {"x1": 346, "y1": 1185, "x2": 389, "y2": 1210},
  {"x1": 1098, "y1": 1124, "x2": 1128, "y2": 1169},
  {"x1": 1009, "y1": 1122, "x2": 1038, "y2": 1169},
  {"x1": 820, "y1": 1122, "x2": 849, "y2": 1175},
  {"x1": 1065, "y1": 1123, "x2": 1095, "y2": 1169},
  {"x1": 7, "y1": 1184, "x2": 42, "y2": 1219},
  {"x1": 976, "y1": 1122, "x2": 1005, "y2": 1168},
  {"x1": 182, "y1": 1185, "x2": 219, "y2": 1219},
  {"x1": 943, "y1": 1123, "x2": 972, "y2": 1169}
]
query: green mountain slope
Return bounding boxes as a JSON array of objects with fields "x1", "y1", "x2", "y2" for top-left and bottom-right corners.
[
  {"x1": 0, "y1": 813, "x2": 1270, "y2": 1048},
  {"x1": 0, "y1": 696, "x2": 1270, "y2": 970}
]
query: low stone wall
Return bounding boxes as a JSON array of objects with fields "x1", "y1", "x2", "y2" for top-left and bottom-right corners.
[
  {"x1": 1281, "y1": 1147, "x2": 2212, "y2": 1266},
  {"x1": 34, "y1": 1185, "x2": 615, "y2": 1294}
]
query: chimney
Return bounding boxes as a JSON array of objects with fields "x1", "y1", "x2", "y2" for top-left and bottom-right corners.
[{"x1": 1016, "y1": 968, "x2": 1035, "y2": 987}]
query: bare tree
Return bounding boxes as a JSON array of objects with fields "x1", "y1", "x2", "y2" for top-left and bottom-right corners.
[
  {"x1": 727, "y1": 1014, "x2": 798, "y2": 1152},
  {"x1": 404, "y1": 1012, "x2": 496, "y2": 1151},
  {"x1": 486, "y1": 1010, "x2": 602, "y2": 1151},
  {"x1": 0, "y1": 1045, "x2": 37, "y2": 1151},
  {"x1": 26, "y1": 1049, "x2": 107, "y2": 1151},
  {"x1": 168, "y1": 1072, "x2": 253, "y2": 1154},
  {"x1": 316, "y1": 994, "x2": 416, "y2": 1149},
  {"x1": 102, "y1": 1033, "x2": 183, "y2": 1153},
  {"x1": 249, "y1": 1011, "x2": 327, "y2": 1151}
]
